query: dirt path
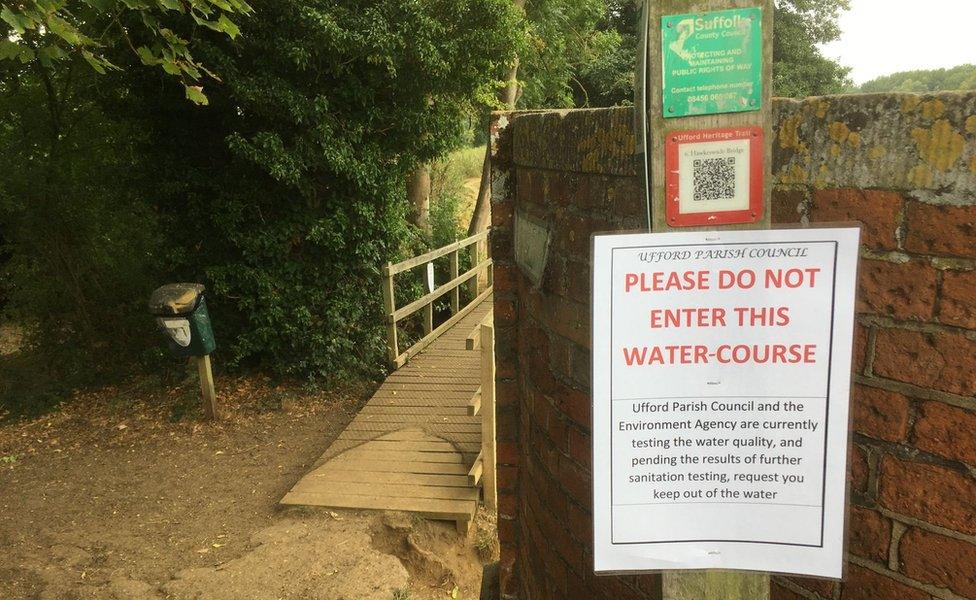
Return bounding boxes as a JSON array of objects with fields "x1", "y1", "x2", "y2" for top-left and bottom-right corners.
[{"x1": 0, "y1": 376, "x2": 494, "y2": 599}]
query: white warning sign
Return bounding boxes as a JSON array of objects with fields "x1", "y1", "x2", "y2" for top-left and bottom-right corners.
[{"x1": 592, "y1": 227, "x2": 860, "y2": 579}]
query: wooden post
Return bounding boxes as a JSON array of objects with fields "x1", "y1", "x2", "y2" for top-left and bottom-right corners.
[
  {"x1": 467, "y1": 243, "x2": 479, "y2": 298},
  {"x1": 646, "y1": 1, "x2": 773, "y2": 598},
  {"x1": 423, "y1": 302, "x2": 434, "y2": 335},
  {"x1": 381, "y1": 262, "x2": 399, "y2": 367},
  {"x1": 449, "y1": 249, "x2": 460, "y2": 314},
  {"x1": 196, "y1": 355, "x2": 218, "y2": 420},
  {"x1": 480, "y1": 322, "x2": 497, "y2": 511}
]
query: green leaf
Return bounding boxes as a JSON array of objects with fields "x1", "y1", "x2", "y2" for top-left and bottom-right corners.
[
  {"x1": 157, "y1": 0, "x2": 182, "y2": 10},
  {"x1": 81, "y1": 49, "x2": 107, "y2": 74},
  {"x1": 1, "y1": 7, "x2": 29, "y2": 34},
  {"x1": 217, "y1": 14, "x2": 240, "y2": 39},
  {"x1": 85, "y1": 0, "x2": 116, "y2": 11},
  {"x1": 0, "y1": 40, "x2": 22, "y2": 61},
  {"x1": 136, "y1": 46, "x2": 159, "y2": 65},
  {"x1": 185, "y1": 85, "x2": 209, "y2": 105}
]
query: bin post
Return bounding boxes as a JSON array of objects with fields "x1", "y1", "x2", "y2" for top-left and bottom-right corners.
[{"x1": 196, "y1": 355, "x2": 218, "y2": 420}]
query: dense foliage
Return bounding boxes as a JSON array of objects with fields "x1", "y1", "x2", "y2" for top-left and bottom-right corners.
[
  {"x1": 1, "y1": 0, "x2": 522, "y2": 382},
  {"x1": 0, "y1": 0, "x2": 252, "y2": 103},
  {"x1": 526, "y1": 0, "x2": 852, "y2": 109},
  {"x1": 857, "y1": 64, "x2": 976, "y2": 94},
  {"x1": 772, "y1": 0, "x2": 850, "y2": 97}
]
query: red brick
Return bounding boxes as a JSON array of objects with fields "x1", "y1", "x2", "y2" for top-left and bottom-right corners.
[
  {"x1": 499, "y1": 491, "x2": 517, "y2": 519},
  {"x1": 873, "y1": 328, "x2": 976, "y2": 396},
  {"x1": 497, "y1": 465, "x2": 518, "y2": 491},
  {"x1": 879, "y1": 455, "x2": 976, "y2": 535},
  {"x1": 848, "y1": 506, "x2": 890, "y2": 563},
  {"x1": 913, "y1": 401, "x2": 976, "y2": 466},
  {"x1": 493, "y1": 263, "x2": 518, "y2": 292},
  {"x1": 849, "y1": 444, "x2": 869, "y2": 495},
  {"x1": 771, "y1": 582, "x2": 806, "y2": 600},
  {"x1": 899, "y1": 528, "x2": 976, "y2": 598},
  {"x1": 906, "y1": 202, "x2": 976, "y2": 258},
  {"x1": 939, "y1": 269, "x2": 976, "y2": 329},
  {"x1": 495, "y1": 299, "x2": 517, "y2": 326},
  {"x1": 857, "y1": 259, "x2": 936, "y2": 321},
  {"x1": 553, "y1": 384, "x2": 591, "y2": 430},
  {"x1": 852, "y1": 323, "x2": 869, "y2": 375},
  {"x1": 497, "y1": 441, "x2": 519, "y2": 466},
  {"x1": 811, "y1": 188, "x2": 902, "y2": 250},
  {"x1": 772, "y1": 188, "x2": 806, "y2": 224},
  {"x1": 492, "y1": 200, "x2": 514, "y2": 228},
  {"x1": 568, "y1": 427, "x2": 591, "y2": 469},
  {"x1": 498, "y1": 516, "x2": 517, "y2": 544},
  {"x1": 850, "y1": 385, "x2": 911, "y2": 442},
  {"x1": 840, "y1": 564, "x2": 928, "y2": 600},
  {"x1": 558, "y1": 456, "x2": 592, "y2": 509}
]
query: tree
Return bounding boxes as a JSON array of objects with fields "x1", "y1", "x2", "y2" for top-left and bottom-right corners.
[
  {"x1": 772, "y1": 0, "x2": 851, "y2": 97},
  {"x1": 0, "y1": 0, "x2": 251, "y2": 104},
  {"x1": 858, "y1": 65, "x2": 976, "y2": 94},
  {"x1": 1, "y1": 0, "x2": 523, "y2": 380},
  {"x1": 468, "y1": 0, "x2": 606, "y2": 235}
]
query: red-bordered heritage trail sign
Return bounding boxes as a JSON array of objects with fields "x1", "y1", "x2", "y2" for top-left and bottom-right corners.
[
  {"x1": 665, "y1": 127, "x2": 764, "y2": 227},
  {"x1": 591, "y1": 227, "x2": 860, "y2": 579}
]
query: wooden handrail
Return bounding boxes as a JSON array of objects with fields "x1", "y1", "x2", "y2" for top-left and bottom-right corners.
[
  {"x1": 381, "y1": 230, "x2": 492, "y2": 369},
  {"x1": 392, "y1": 260, "x2": 492, "y2": 323},
  {"x1": 387, "y1": 230, "x2": 489, "y2": 276}
]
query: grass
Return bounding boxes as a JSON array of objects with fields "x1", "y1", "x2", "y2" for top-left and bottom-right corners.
[{"x1": 392, "y1": 589, "x2": 411, "y2": 600}]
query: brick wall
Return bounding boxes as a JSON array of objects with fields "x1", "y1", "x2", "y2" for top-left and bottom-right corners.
[{"x1": 488, "y1": 92, "x2": 976, "y2": 600}]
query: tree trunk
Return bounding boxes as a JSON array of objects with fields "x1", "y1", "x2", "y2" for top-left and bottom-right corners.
[
  {"x1": 467, "y1": 0, "x2": 525, "y2": 237},
  {"x1": 407, "y1": 164, "x2": 432, "y2": 233}
]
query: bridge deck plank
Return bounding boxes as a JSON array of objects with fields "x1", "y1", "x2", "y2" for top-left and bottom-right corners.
[{"x1": 281, "y1": 295, "x2": 492, "y2": 527}]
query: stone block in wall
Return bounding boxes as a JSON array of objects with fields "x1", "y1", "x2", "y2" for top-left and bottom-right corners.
[
  {"x1": 773, "y1": 92, "x2": 976, "y2": 196},
  {"x1": 512, "y1": 108, "x2": 639, "y2": 176}
]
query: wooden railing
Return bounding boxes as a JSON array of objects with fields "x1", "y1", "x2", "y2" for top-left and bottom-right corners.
[
  {"x1": 381, "y1": 230, "x2": 493, "y2": 369},
  {"x1": 465, "y1": 312, "x2": 497, "y2": 511}
]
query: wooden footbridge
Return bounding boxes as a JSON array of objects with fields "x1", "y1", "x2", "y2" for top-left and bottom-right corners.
[{"x1": 281, "y1": 232, "x2": 497, "y2": 532}]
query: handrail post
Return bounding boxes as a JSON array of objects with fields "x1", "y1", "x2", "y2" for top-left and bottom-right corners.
[
  {"x1": 381, "y1": 262, "x2": 399, "y2": 368},
  {"x1": 449, "y1": 248, "x2": 460, "y2": 315},
  {"x1": 481, "y1": 320, "x2": 497, "y2": 511},
  {"x1": 468, "y1": 242, "x2": 479, "y2": 298}
]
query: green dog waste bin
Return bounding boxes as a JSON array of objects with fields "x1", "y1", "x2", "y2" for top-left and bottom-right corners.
[{"x1": 148, "y1": 283, "x2": 216, "y2": 358}]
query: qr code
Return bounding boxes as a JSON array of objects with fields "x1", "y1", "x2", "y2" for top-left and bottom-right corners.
[{"x1": 693, "y1": 157, "x2": 736, "y2": 202}]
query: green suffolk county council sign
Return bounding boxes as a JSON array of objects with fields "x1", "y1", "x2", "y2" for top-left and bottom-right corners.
[{"x1": 662, "y1": 7, "x2": 762, "y2": 118}]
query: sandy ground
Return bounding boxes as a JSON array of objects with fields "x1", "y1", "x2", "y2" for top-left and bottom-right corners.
[{"x1": 0, "y1": 373, "x2": 496, "y2": 599}]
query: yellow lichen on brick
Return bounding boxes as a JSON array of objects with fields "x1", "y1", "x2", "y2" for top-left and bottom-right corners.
[
  {"x1": 967, "y1": 115, "x2": 976, "y2": 134},
  {"x1": 778, "y1": 114, "x2": 808, "y2": 153},
  {"x1": 577, "y1": 125, "x2": 633, "y2": 172},
  {"x1": 777, "y1": 163, "x2": 809, "y2": 185},
  {"x1": 908, "y1": 164, "x2": 934, "y2": 187},
  {"x1": 901, "y1": 96, "x2": 922, "y2": 113},
  {"x1": 868, "y1": 146, "x2": 887, "y2": 160},
  {"x1": 815, "y1": 101, "x2": 830, "y2": 119},
  {"x1": 847, "y1": 132, "x2": 862, "y2": 149},
  {"x1": 911, "y1": 119, "x2": 965, "y2": 171},
  {"x1": 971, "y1": 155, "x2": 976, "y2": 174},
  {"x1": 830, "y1": 144, "x2": 841, "y2": 157},
  {"x1": 814, "y1": 165, "x2": 830, "y2": 189},
  {"x1": 828, "y1": 121, "x2": 850, "y2": 144},
  {"x1": 919, "y1": 99, "x2": 946, "y2": 120}
]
